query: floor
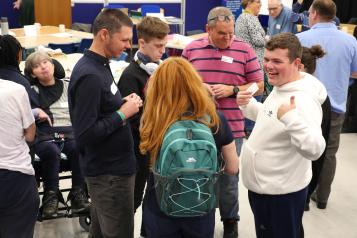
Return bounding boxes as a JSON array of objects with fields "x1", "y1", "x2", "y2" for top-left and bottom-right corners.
[{"x1": 34, "y1": 133, "x2": 357, "y2": 238}]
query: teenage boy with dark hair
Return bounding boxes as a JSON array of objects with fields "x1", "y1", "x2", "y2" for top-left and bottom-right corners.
[
  {"x1": 118, "y1": 16, "x2": 169, "y2": 237},
  {"x1": 237, "y1": 32, "x2": 326, "y2": 238}
]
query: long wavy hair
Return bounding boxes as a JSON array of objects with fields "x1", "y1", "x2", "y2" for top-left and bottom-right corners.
[{"x1": 140, "y1": 57, "x2": 219, "y2": 164}]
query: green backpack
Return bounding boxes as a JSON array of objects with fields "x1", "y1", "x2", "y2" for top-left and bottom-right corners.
[{"x1": 153, "y1": 120, "x2": 219, "y2": 217}]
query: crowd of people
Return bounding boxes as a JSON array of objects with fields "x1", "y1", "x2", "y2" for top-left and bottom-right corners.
[{"x1": 1, "y1": 0, "x2": 357, "y2": 238}]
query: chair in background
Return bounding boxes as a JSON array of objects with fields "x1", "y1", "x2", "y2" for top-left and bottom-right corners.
[
  {"x1": 77, "y1": 38, "x2": 93, "y2": 53},
  {"x1": 48, "y1": 43, "x2": 77, "y2": 54},
  {"x1": 139, "y1": 5, "x2": 163, "y2": 17}
]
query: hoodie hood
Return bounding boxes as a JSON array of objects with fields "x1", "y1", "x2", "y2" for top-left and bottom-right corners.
[{"x1": 275, "y1": 72, "x2": 327, "y2": 105}]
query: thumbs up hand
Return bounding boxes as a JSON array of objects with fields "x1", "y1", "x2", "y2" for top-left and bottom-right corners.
[{"x1": 277, "y1": 96, "x2": 296, "y2": 119}]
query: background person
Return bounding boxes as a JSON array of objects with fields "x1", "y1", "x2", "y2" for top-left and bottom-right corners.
[
  {"x1": 182, "y1": 7, "x2": 263, "y2": 237},
  {"x1": 297, "y1": 0, "x2": 357, "y2": 209},
  {"x1": 139, "y1": 57, "x2": 239, "y2": 238},
  {"x1": 118, "y1": 16, "x2": 170, "y2": 237},
  {"x1": 235, "y1": 0, "x2": 266, "y2": 136},
  {"x1": 0, "y1": 79, "x2": 39, "y2": 238},
  {"x1": 68, "y1": 9, "x2": 142, "y2": 238},
  {"x1": 267, "y1": 0, "x2": 297, "y2": 36},
  {"x1": 13, "y1": 0, "x2": 34, "y2": 27}
]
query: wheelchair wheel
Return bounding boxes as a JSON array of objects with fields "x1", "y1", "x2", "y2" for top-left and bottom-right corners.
[{"x1": 79, "y1": 215, "x2": 91, "y2": 232}]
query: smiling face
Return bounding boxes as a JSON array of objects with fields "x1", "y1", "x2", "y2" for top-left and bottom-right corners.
[
  {"x1": 263, "y1": 48, "x2": 300, "y2": 86},
  {"x1": 103, "y1": 26, "x2": 133, "y2": 59},
  {"x1": 206, "y1": 20, "x2": 235, "y2": 49}
]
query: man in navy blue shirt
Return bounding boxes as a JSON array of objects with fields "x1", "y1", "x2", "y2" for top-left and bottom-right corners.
[{"x1": 68, "y1": 9, "x2": 142, "y2": 238}]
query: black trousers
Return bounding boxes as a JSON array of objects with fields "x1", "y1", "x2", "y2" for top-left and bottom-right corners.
[
  {"x1": 86, "y1": 174, "x2": 135, "y2": 238},
  {"x1": 34, "y1": 139, "x2": 84, "y2": 191},
  {"x1": 0, "y1": 169, "x2": 39, "y2": 238}
]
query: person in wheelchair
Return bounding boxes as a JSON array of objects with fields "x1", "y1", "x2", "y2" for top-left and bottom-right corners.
[{"x1": 24, "y1": 51, "x2": 90, "y2": 218}]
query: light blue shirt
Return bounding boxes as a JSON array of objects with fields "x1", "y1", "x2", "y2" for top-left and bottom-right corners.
[
  {"x1": 297, "y1": 23, "x2": 357, "y2": 113},
  {"x1": 268, "y1": 6, "x2": 297, "y2": 36}
]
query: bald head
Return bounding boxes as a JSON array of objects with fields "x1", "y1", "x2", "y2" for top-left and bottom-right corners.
[{"x1": 268, "y1": 0, "x2": 283, "y2": 18}]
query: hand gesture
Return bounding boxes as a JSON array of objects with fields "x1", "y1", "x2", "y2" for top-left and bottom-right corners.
[
  {"x1": 120, "y1": 93, "x2": 143, "y2": 119},
  {"x1": 277, "y1": 96, "x2": 296, "y2": 120},
  {"x1": 13, "y1": 0, "x2": 21, "y2": 9},
  {"x1": 236, "y1": 91, "x2": 252, "y2": 107},
  {"x1": 36, "y1": 108, "x2": 52, "y2": 126},
  {"x1": 211, "y1": 84, "x2": 233, "y2": 99}
]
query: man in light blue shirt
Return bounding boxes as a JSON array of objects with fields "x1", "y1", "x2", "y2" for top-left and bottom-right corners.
[
  {"x1": 297, "y1": 0, "x2": 357, "y2": 210},
  {"x1": 267, "y1": 0, "x2": 297, "y2": 36}
]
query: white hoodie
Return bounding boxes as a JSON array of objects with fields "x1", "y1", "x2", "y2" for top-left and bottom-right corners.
[{"x1": 240, "y1": 72, "x2": 327, "y2": 195}]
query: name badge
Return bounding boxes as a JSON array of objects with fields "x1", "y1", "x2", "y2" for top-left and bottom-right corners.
[
  {"x1": 111, "y1": 82, "x2": 118, "y2": 95},
  {"x1": 276, "y1": 24, "x2": 281, "y2": 30},
  {"x1": 221, "y1": 55, "x2": 233, "y2": 64}
]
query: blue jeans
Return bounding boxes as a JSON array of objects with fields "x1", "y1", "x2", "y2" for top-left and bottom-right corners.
[{"x1": 218, "y1": 138, "x2": 243, "y2": 221}]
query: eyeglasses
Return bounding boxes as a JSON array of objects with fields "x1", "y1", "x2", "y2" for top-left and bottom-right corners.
[{"x1": 208, "y1": 15, "x2": 235, "y2": 23}]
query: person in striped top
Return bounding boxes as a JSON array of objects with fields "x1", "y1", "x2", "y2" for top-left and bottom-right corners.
[{"x1": 182, "y1": 6, "x2": 263, "y2": 238}]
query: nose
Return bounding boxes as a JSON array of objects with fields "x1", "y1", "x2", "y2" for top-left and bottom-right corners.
[
  {"x1": 125, "y1": 41, "x2": 131, "y2": 50},
  {"x1": 159, "y1": 45, "x2": 165, "y2": 54}
]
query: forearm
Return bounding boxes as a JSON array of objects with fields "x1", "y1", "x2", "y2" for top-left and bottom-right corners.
[
  {"x1": 24, "y1": 123, "x2": 36, "y2": 142},
  {"x1": 280, "y1": 109, "x2": 326, "y2": 160},
  {"x1": 240, "y1": 98, "x2": 262, "y2": 121}
]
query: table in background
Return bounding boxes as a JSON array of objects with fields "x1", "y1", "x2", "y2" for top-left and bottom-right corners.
[{"x1": 11, "y1": 26, "x2": 93, "y2": 49}]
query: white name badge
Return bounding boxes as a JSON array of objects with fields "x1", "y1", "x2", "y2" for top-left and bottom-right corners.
[
  {"x1": 276, "y1": 24, "x2": 281, "y2": 30},
  {"x1": 111, "y1": 82, "x2": 118, "y2": 95},
  {"x1": 221, "y1": 55, "x2": 233, "y2": 64}
]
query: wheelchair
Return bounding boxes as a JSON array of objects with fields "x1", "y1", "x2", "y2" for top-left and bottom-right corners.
[{"x1": 31, "y1": 136, "x2": 91, "y2": 232}]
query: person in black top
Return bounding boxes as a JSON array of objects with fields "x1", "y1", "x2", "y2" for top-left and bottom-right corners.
[
  {"x1": 25, "y1": 51, "x2": 90, "y2": 218},
  {"x1": 140, "y1": 57, "x2": 239, "y2": 238},
  {"x1": 68, "y1": 9, "x2": 142, "y2": 238},
  {"x1": 118, "y1": 16, "x2": 169, "y2": 237}
]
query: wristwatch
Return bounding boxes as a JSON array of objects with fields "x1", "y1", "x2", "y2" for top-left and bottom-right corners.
[{"x1": 233, "y1": 86, "x2": 239, "y2": 96}]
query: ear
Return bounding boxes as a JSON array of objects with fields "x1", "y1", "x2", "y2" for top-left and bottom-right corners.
[
  {"x1": 205, "y1": 24, "x2": 210, "y2": 33},
  {"x1": 294, "y1": 58, "x2": 301, "y2": 67},
  {"x1": 138, "y1": 38, "x2": 145, "y2": 47},
  {"x1": 98, "y1": 28, "x2": 109, "y2": 41}
]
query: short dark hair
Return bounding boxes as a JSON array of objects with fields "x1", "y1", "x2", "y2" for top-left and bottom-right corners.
[
  {"x1": 137, "y1": 16, "x2": 170, "y2": 42},
  {"x1": 301, "y1": 45, "x2": 325, "y2": 74},
  {"x1": 92, "y1": 8, "x2": 133, "y2": 36},
  {"x1": 311, "y1": 0, "x2": 336, "y2": 22},
  {"x1": 0, "y1": 35, "x2": 22, "y2": 69},
  {"x1": 265, "y1": 32, "x2": 302, "y2": 62}
]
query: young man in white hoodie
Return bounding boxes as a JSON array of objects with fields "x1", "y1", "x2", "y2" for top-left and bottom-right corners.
[{"x1": 236, "y1": 32, "x2": 326, "y2": 238}]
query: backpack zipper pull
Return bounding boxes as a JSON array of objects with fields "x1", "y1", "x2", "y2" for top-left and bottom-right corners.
[{"x1": 187, "y1": 128, "x2": 193, "y2": 140}]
